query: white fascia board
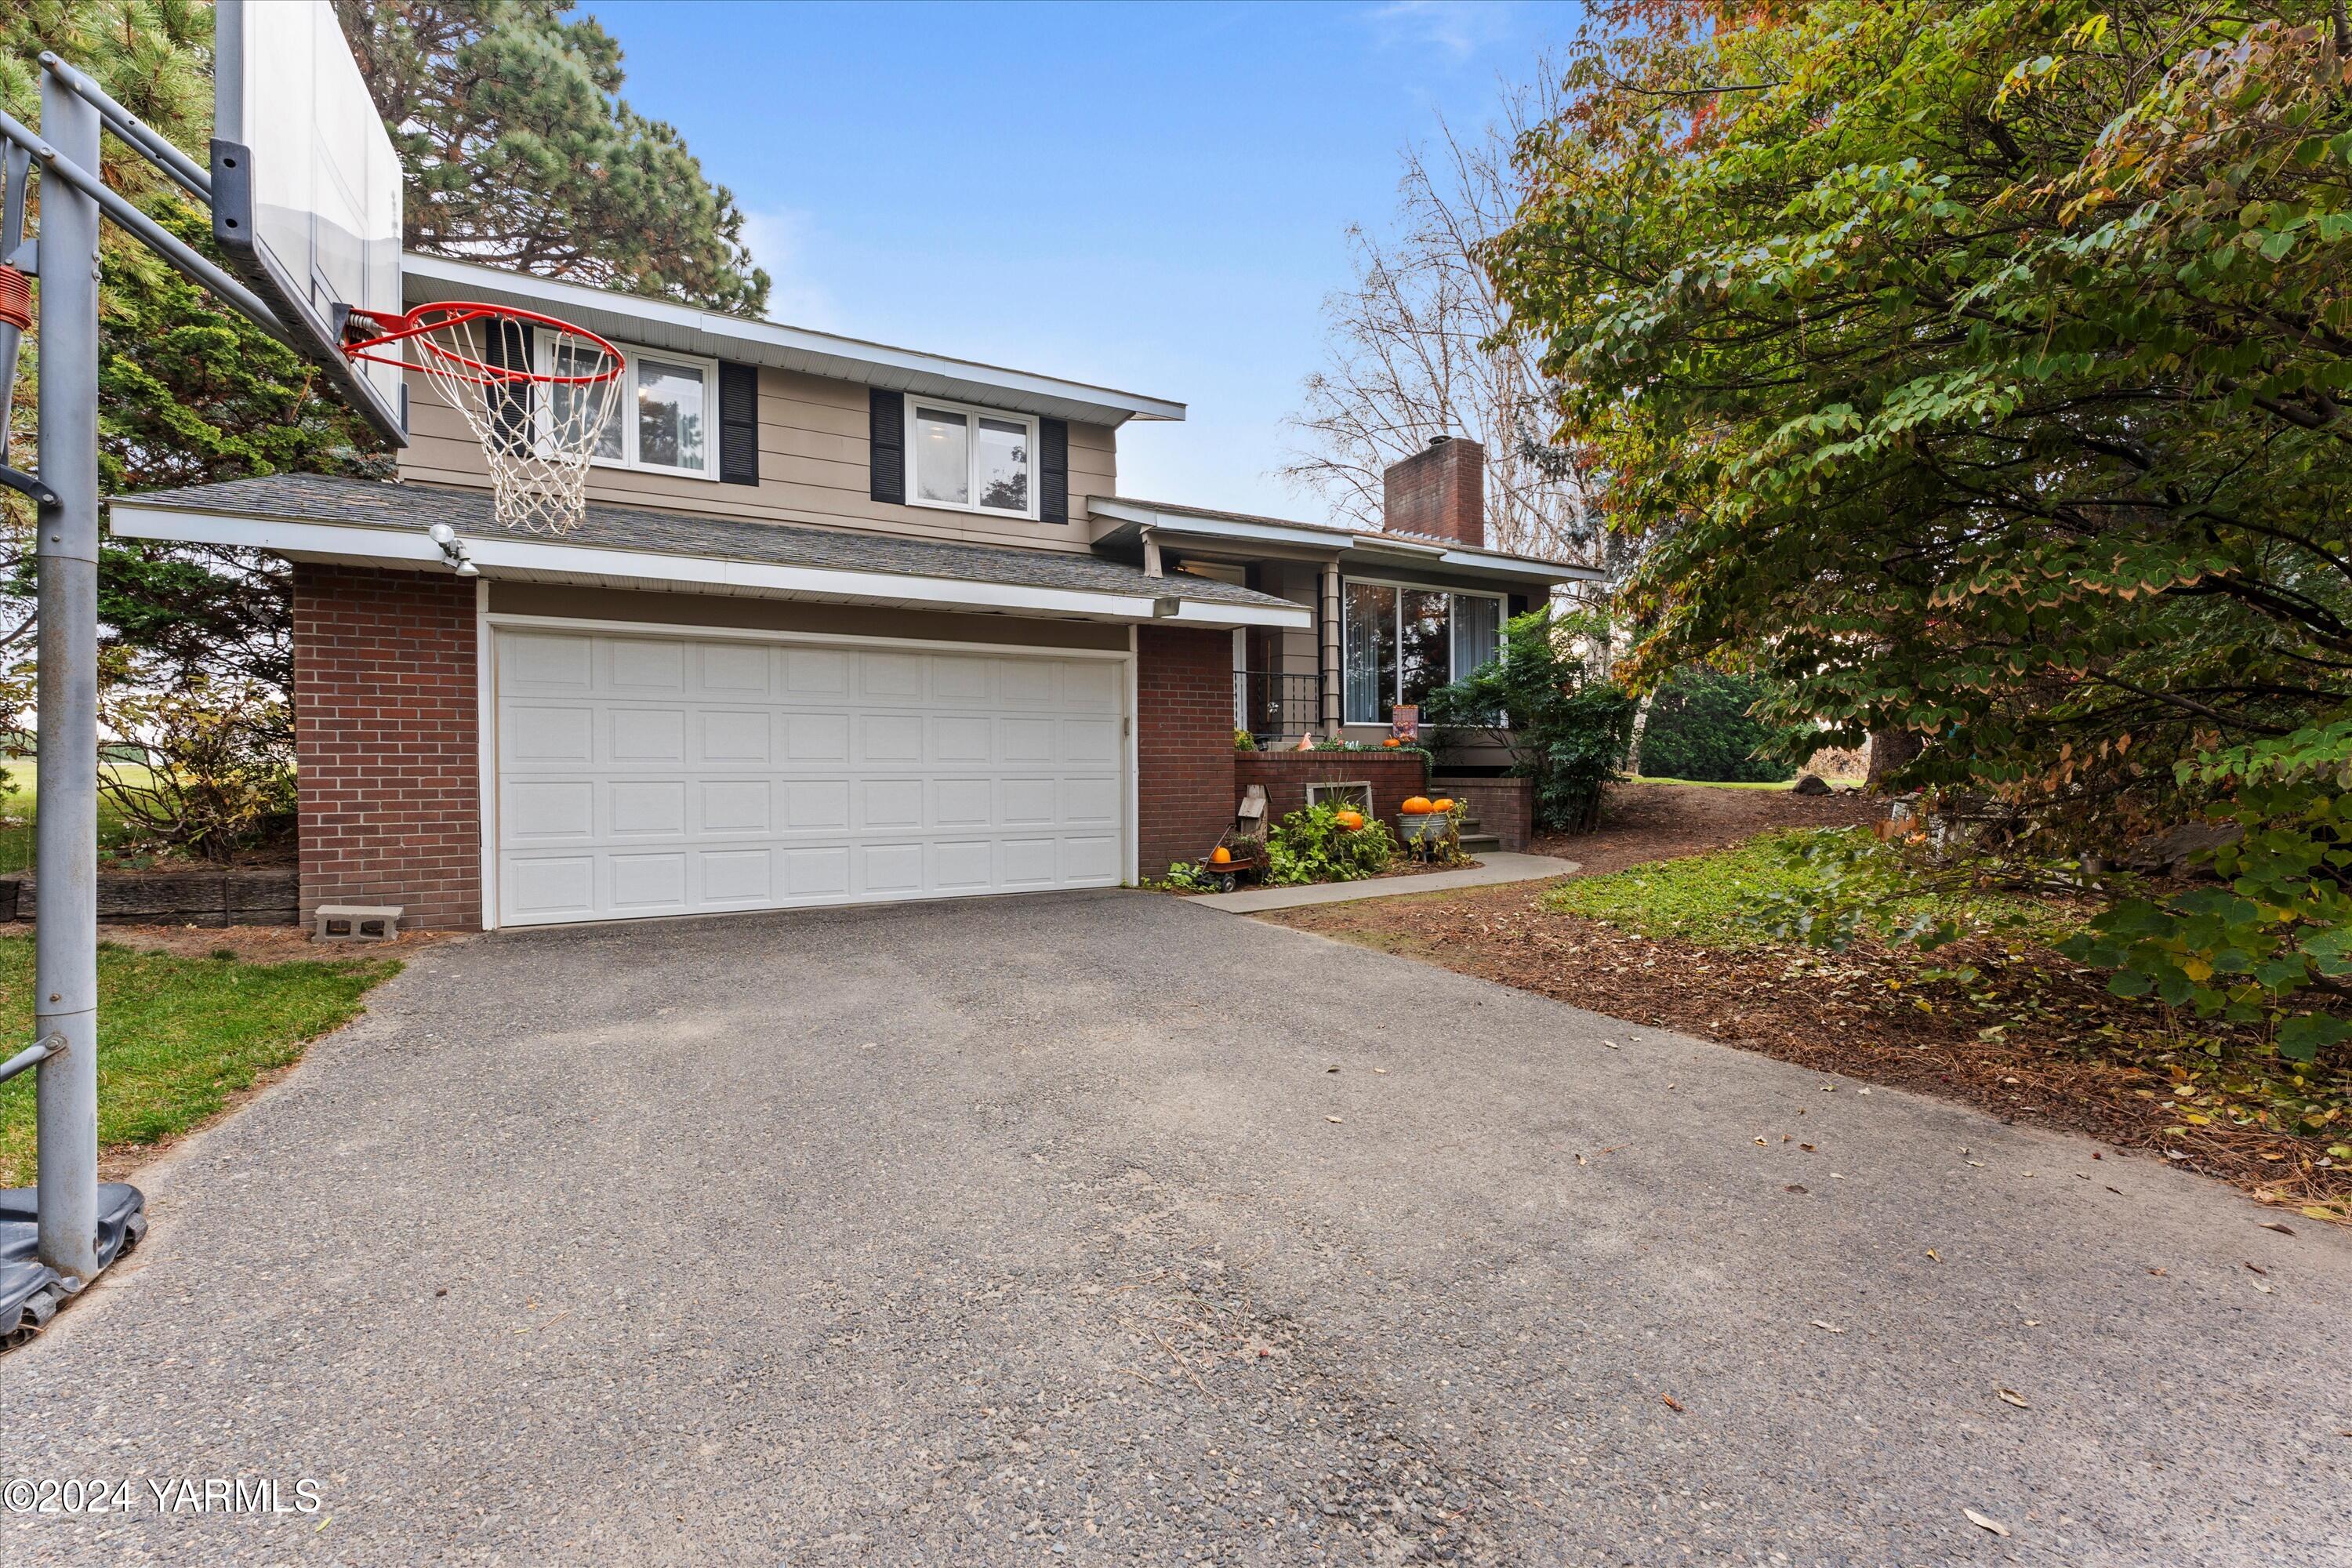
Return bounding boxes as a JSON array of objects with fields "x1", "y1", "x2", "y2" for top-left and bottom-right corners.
[
  {"x1": 401, "y1": 254, "x2": 1186, "y2": 427},
  {"x1": 1088, "y1": 499, "x2": 1344, "y2": 552},
  {"x1": 1163, "y1": 598, "x2": 1312, "y2": 630},
  {"x1": 107, "y1": 504, "x2": 1309, "y2": 628},
  {"x1": 1432, "y1": 547, "x2": 1601, "y2": 584}
]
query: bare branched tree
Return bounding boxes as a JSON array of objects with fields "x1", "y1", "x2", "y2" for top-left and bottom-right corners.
[{"x1": 1283, "y1": 65, "x2": 1600, "y2": 571}]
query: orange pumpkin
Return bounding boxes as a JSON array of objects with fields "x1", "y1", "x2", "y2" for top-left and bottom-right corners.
[
  {"x1": 1210, "y1": 845, "x2": 1232, "y2": 865},
  {"x1": 1432, "y1": 797, "x2": 1456, "y2": 813},
  {"x1": 1381, "y1": 736, "x2": 1403, "y2": 748},
  {"x1": 1336, "y1": 809, "x2": 1365, "y2": 831},
  {"x1": 1401, "y1": 795, "x2": 1434, "y2": 814}
]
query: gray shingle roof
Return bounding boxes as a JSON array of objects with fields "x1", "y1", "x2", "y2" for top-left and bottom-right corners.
[{"x1": 112, "y1": 474, "x2": 1298, "y2": 608}]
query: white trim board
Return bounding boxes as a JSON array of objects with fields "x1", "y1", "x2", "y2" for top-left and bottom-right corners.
[{"x1": 107, "y1": 504, "x2": 1312, "y2": 631}]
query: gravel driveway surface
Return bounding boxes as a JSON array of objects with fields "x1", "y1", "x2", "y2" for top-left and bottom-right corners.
[{"x1": 6, "y1": 889, "x2": 2347, "y2": 1565}]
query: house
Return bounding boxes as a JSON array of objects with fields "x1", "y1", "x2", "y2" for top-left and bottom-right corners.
[{"x1": 109, "y1": 256, "x2": 1595, "y2": 929}]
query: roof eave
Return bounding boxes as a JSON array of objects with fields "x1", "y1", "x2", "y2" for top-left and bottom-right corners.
[
  {"x1": 401, "y1": 254, "x2": 1188, "y2": 428},
  {"x1": 107, "y1": 501, "x2": 1308, "y2": 631}
]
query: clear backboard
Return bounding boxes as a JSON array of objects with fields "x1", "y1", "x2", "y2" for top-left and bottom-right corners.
[{"x1": 211, "y1": 0, "x2": 405, "y2": 442}]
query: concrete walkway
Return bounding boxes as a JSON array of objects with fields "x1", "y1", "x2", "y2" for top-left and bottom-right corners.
[
  {"x1": 1189, "y1": 849, "x2": 1577, "y2": 911},
  {"x1": 9, "y1": 889, "x2": 2347, "y2": 1564}
]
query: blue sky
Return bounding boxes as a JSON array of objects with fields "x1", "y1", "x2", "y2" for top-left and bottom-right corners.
[{"x1": 580, "y1": 0, "x2": 1588, "y2": 519}]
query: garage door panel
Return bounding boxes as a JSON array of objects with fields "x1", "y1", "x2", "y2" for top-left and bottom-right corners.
[
  {"x1": 935, "y1": 838, "x2": 994, "y2": 889},
  {"x1": 780, "y1": 779, "x2": 848, "y2": 831},
  {"x1": 862, "y1": 652, "x2": 925, "y2": 699},
  {"x1": 1061, "y1": 835, "x2": 1120, "y2": 881},
  {"x1": 503, "y1": 633, "x2": 592, "y2": 691},
  {"x1": 505, "y1": 779, "x2": 594, "y2": 840},
  {"x1": 506, "y1": 704, "x2": 593, "y2": 767},
  {"x1": 861, "y1": 713, "x2": 925, "y2": 764},
  {"x1": 609, "y1": 708, "x2": 686, "y2": 764},
  {"x1": 933, "y1": 777, "x2": 993, "y2": 827},
  {"x1": 609, "y1": 852, "x2": 688, "y2": 910},
  {"x1": 783, "y1": 846, "x2": 849, "y2": 898},
  {"x1": 609, "y1": 639, "x2": 686, "y2": 691},
  {"x1": 862, "y1": 842, "x2": 926, "y2": 895},
  {"x1": 700, "y1": 779, "x2": 774, "y2": 834},
  {"x1": 1011, "y1": 659, "x2": 1066, "y2": 705},
  {"x1": 783, "y1": 711, "x2": 850, "y2": 763},
  {"x1": 1061, "y1": 775, "x2": 1120, "y2": 825},
  {"x1": 933, "y1": 715, "x2": 993, "y2": 764},
  {"x1": 932, "y1": 655, "x2": 993, "y2": 703},
  {"x1": 698, "y1": 710, "x2": 771, "y2": 764},
  {"x1": 610, "y1": 780, "x2": 686, "y2": 837},
  {"x1": 498, "y1": 631, "x2": 1128, "y2": 925},
  {"x1": 861, "y1": 778, "x2": 924, "y2": 829},
  {"x1": 699, "y1": 848, "x2": 774, "y2": 903},
  {"x1": 1060, "y1": 717, "x2": 1120, "y2": 764},
  {"x1": 699, "y1": 643, "x2": 771, "y2": 696}
]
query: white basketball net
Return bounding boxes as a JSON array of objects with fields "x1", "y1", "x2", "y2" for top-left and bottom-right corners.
[{"x1": 354, "y1": 306, "x2": 626, "y2": 535}]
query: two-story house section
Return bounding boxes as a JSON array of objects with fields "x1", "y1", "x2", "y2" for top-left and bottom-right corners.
[{"x1": 111, "y1": 258, "x2": 1595, "y2": 930}]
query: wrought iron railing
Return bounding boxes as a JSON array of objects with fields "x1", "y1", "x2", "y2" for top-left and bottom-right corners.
[{"x1": 1236, "y1": 670, "x2": 1320, "y2": 743}]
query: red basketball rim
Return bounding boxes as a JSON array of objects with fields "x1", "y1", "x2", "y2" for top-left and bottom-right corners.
[{"x1": 342, "y1": 301, "x2": 626, "y2": 387}]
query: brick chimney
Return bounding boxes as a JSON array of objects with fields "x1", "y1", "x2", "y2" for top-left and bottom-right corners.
[{"x1": 1381, "y1": 434, "x2": 1486, "y2": 546}]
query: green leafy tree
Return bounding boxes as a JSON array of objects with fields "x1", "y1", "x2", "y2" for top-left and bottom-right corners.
[
  {"x1": 1488, "y1": 0, "x2": 2352, "y2": 841},
  {"x1": 1422, "y1": 608, "x2": 1635, "y2": 833},
  {"x1": 334, "y1": 0, "x2": 770, "y2": 314},
  {"x1": 1638, "y1": 666, "x2": 1797, "y2": 784}
]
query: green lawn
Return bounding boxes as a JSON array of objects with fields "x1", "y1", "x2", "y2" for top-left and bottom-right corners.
[
  {"x1": 0, "y1": 937, "x2": 398, "y2": 1185},
  {"x1": 0, "y1": 760, "x2": 157, "y2": 875},
  {"x1": 1544, "y1": 828, "x2": 2078, "y2": 949}
]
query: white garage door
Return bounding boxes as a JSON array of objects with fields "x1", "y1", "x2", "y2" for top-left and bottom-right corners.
[{"x1": 492, "y1": 628, "x2": 1128, "y2": 926}]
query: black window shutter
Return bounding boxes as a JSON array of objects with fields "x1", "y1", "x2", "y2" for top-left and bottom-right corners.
[
  {"x1": 718, "y1": 362, "x2": 758, "y2": 485},
  {"x1": 483, "y1": 318, "x2": 532, "y2": 454},
  {"x1": 1040, "y1": 417, "x2": 1069, "y2": 524},
  {"x1": 869, "y1": 387, "x2": 904, "y2": 504}
]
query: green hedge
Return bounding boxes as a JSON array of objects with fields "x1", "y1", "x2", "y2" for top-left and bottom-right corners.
[{"x1": 1639, "y1": 667, "x2": 1795, "y2": 784}]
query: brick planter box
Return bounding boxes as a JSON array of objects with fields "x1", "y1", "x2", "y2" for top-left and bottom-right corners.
[
  {"x1": 1235, "y1": 750, "x2": 1431, "y2": 834},
  {"x1": 1432, "y1": 776, "x2": 1534, "y2": 851}
]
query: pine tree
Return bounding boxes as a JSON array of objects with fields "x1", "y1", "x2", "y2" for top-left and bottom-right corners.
[{"x1": 334, "y1": 0, "x2": 770, "y2": 315}]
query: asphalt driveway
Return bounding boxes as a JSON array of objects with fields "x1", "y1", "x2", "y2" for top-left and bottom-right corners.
[{"x1": 6, "y1": 890, "x2": 2348, "y2": 1565}]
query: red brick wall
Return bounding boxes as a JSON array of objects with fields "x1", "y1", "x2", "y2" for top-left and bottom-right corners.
[
  {"x1": 1434, "y1": 775, "x2": 1533, "y2": 851},
  {"x1": 1136, "y1": 626, "x2": 1236, "y2": 880},
  {"x1": 1382, "y1": 436, "x2": 1486, "y2": 546},
  {"x1": 293, "y1": 564, "x2": 481, "y2": 930},
  {"x1": 1236, "y1": 750, "x2": 1431, "y2": 836}
]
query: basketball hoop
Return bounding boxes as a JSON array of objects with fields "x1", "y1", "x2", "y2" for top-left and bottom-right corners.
[{"x1": 345, "y1": 302, "x2": 626, "y2": 535}]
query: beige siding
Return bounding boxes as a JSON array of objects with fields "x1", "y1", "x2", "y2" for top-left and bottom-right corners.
[{"x1": 399, "y1": 363, "x2": 1117, "y2": 554}]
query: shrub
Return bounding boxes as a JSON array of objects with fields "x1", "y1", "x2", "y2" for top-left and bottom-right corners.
[
  {"x1": 96, "y1": 673, "x2": 295, "y2": 863},
  {"x1": 1421, "y1": 608, "x2": 1635, "y2": 833},
  {"x1": 1232, "y1": 728, "x2": 1258, "y2": 752},
  {"x1": 1637, "y1": 666, "x2": 1796, "y2": 784},
  {"x1": 1265, "y1": 801, "x2": 1396, "y2": 886}
]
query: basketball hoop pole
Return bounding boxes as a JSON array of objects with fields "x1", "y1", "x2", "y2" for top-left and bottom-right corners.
[
  {"x1": 29, "y1": 65, "x2": 101, "y2": 1283},
  {"x1": 0, "y1": 57, "x2": 307, "y2": 1292}
]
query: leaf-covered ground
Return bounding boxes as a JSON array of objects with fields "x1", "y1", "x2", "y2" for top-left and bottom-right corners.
[{"x1": 1265, "y1": 813, "x2": 2350, "y2": 1223}]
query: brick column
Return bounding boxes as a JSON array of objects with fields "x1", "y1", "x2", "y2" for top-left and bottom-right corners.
[
  {"x1": 1136, "y1": 626, "x2": 1236, "y2": 881},
  {"x1": 292, "y1": 564, "x2": 481, "y2": 930}
]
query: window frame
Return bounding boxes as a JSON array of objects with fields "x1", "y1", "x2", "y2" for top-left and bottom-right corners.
[
  {"x1": 534, "y1": 329, "x2": 721, "y2": 482},
  {"x1": 1339, "y1": 576, "x2": 1509, "y2": 725},
  {"x1": 902, "y1": 393, "x2": 1040, "y2": 521}
]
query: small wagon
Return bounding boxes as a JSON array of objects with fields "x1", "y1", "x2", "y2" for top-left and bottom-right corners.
[{"x1": 1198, "y1": 785, "x2": 1272, "y2": 891}]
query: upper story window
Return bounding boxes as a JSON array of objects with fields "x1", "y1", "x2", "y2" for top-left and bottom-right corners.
[
  {"x1": 1341, "y1": 580, "x2": 1505, "y2": 724},
  {"x1": 537, "y1": 329, "x2": 717, "y2": 480},
  {"x1": 908, "y1": 394, "x2": 1036, "y2": 519}
]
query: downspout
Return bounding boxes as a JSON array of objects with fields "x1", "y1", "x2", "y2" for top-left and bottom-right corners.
[{"x1": 1319, "y1": 561, "x2": 1342, "y2": 739}]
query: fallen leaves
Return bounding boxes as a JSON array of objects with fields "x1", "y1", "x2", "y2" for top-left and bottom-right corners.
[
  {"x1": 1659, "y1": 1394, "x2": 1683, "y2": 1412},
  {"x1": 1996, "y1": 1388, "x2": 2029, "y2": 1408},
  {"x1": 1809, "y1": 1319, "x2": 1845, "y2": 1334}
]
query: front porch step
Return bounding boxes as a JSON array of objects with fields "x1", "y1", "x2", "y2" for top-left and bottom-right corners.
[{"x1": 1459, "y1": 833, "x2": 1503, "y2": 853}]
